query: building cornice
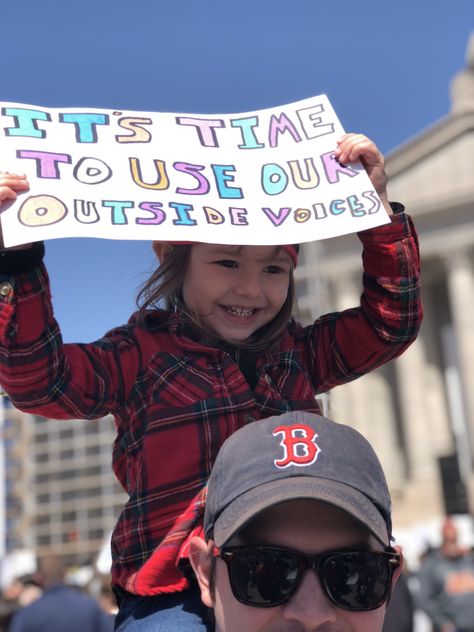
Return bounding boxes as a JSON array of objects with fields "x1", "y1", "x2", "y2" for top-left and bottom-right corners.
[{"x1": 386, "y1": 111, "x2": 474, "y2": 178}]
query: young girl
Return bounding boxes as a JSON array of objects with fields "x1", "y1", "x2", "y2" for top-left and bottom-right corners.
[{"x1": 0, "y1": 134, "x2": 422, "y2": 630}]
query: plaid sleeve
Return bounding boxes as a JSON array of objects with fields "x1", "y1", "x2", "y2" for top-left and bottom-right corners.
[
  {"x1": 308, "y1": 212, "x2": 422, "y2": 392},
  {"x1": 0, "y1": 263, "x2": 139, "y2": 419}
]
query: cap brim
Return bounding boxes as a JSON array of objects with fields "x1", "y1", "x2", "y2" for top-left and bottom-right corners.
[{"x1": 212, "y1": 476, "x2": 389, "y2": 547}]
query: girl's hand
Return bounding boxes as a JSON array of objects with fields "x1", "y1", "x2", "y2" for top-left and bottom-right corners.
[
  {"x1": 0, "y1": 172, "x2": 29, "y2": 206},
  {"x1": 0, "y1": 173, "x2": 31, "y2": 249},
  {"x1": 335, "y1": 134, "x2": 392, "y2": 215}
]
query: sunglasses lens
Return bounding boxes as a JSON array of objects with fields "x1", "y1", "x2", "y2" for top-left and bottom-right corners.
[
  {"x1": 223, "y1": 547, "x2": 394, "y2": 611},
  {"x1": 228, "y1": 548, "x2": 300, "y2": 607},
  {"x1": 323, "y1": 552, "x2": 391, "y2": 611}
]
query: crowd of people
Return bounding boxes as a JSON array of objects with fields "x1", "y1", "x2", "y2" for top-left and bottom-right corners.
[{"x1": 382, "y1": 517, "x2": 474, "y2": 632}]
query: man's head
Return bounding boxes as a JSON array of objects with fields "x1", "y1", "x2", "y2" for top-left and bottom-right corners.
[
  {"x1": 190, "y1": 411, "x2": 401, "y2": 631},
  {"x1": 36, "y1": 554, "x2": 66, "y2": 589},
  {"x1": 441, "y1": 517, "x2": 464, "y2": 558}
]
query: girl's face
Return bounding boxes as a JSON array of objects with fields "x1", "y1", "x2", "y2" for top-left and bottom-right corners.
[{"x1": 182, "y1": 244, "x2": 292, "y2": 344}]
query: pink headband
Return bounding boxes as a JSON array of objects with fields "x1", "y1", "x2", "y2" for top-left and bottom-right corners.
[{"x1": 282, "y1": 245, "x2": 299, "y2": 267}]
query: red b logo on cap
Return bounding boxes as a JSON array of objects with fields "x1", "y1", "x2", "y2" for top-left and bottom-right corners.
[{"x1": 272, "y1": 423, "x2": 320, "y2": 469}]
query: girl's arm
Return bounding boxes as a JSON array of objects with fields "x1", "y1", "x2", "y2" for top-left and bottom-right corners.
[
  {"x1": 0, "y1": 257, "x2": 144, "y2": 419},
  {"x1": 304, "y1": 136, "x2": 422, "y2": 390},
  {"x1": 308, "y1": 209, "x2": 422, "y2": 392},
  {"x1": 0, "y1": 174, "x2": 140, "y2": 419}
]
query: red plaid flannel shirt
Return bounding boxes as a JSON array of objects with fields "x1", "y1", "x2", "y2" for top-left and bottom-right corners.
[{"x1": 0, "y1": 213, "x2": 422, "y2": 595}]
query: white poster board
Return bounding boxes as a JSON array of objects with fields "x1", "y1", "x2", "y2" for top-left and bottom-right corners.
[{"x1": 0, "y1": 95, "x2": 389, "y2": 247}]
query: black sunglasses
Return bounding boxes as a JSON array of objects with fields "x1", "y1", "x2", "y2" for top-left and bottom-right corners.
[{"x1": 217, "y1": 545, "x2": 400, "y2": 611}]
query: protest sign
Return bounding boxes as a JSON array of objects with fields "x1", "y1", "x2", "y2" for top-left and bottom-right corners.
[{"x1": 0, "y1": 94, "x2": 389, "y2": 247}]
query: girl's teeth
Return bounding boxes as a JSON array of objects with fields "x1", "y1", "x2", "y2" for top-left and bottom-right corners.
[{"x1": 226, "y1": 306, "x2": 253, "y2": 317}]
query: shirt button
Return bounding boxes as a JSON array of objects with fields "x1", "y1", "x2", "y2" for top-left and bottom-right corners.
[
  {"x1": 0, "y1": 282, "x2": 13, "y2": 297},
  {"x1": 265, "y1": 374, "x2": 272, "y2": 385}
]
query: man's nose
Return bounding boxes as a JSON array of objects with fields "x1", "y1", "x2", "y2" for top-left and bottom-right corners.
[{"x1": 281, "y1": 569, "x2": 338, "y2": 628}]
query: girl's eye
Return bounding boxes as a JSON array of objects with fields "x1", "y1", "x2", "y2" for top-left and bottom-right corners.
[
  {"x1": 265, "y1": 265, "x2": 285, "y2": 274},
  {"x1": 215, "y1": 259, "x2": 238, "y2": 269}
]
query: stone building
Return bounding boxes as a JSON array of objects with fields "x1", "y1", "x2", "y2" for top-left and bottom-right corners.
[
  {"x1": 0, "y1": 399, "x2": 126, "y2": 567},
  {"x1": 297, "y1": 34, "x2": 474, "y2": 536}
]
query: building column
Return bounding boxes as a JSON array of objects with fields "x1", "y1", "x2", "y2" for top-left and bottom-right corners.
[
  {"x1": 445, "y1": 251, "x2": 474, "y2": 463},
  {"x1": 393, "y1": 292, "x2": 456, "y2": 523},
  {"x1": 328, "y1": 276, "x2": 403, "y2": 487},
  {"x1": 395, "y1": 311, "x2": 452, "y2": 478},
  {"x1": 328, "y1": 275, "x2": 368, "y2": 429}
]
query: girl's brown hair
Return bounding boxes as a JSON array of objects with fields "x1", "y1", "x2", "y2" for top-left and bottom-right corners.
[{"x1": 136, "y1": 244, "x2": 297, "y2": 354}]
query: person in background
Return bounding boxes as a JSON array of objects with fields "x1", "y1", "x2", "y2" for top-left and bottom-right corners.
[
  {"x1": 190, "y1": 411, "x2": 402, "y2": 631},
  {"x1": 0, "y1": 574, "x2": 42, "y2": 632},
  {"x1": 416, "y1": 518, "x2": 474, "y2": 632},
  {"x1": 8, "y1": 554, "x2": 113, "y2": 632},
  {"x1": 96, "y1": 575, "x2": 118, "y2": 627}
]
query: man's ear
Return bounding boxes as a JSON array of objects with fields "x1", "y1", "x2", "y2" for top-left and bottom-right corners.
[
  {"x1": 391, "y1": 545, "x2": 404, "y2": 588},
  {"x1": 189, "y1": 536, "x2": 215, "y2": 608},
  {"x1": 152, "y1": 241, "x2": 173, "y2": 263}
]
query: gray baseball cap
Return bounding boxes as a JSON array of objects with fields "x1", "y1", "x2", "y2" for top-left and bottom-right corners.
[{"x1": 204, "y1": 411, "x2": 392, "y2": 547}]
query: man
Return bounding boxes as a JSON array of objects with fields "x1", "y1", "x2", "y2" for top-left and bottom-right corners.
[
  {"x1": 8, "y1": 554, "x2": 113, "y2": 632},
  {"x1": 190, "y1": 411, "x2": 402, "y2": 631},
  {"x1": 416, "y1": 518, "x2": 474, "y2": 632}
]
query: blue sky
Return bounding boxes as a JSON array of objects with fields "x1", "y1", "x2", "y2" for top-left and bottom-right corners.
[{"x1": 1, "y1": 0, "x2": 472, "y2": 341}]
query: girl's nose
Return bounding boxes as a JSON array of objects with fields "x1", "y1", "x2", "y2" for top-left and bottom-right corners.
[{"x1": 234, "y1": 272, "x2": 264, "y2": 299}]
